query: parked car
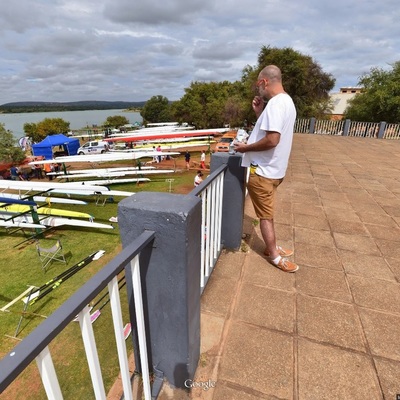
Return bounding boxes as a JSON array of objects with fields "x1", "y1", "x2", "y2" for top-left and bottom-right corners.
[
  {"x1": 77, "y1": 141, "x2": 109, "y2": 155},
  {"x1": 215, "y1": 131, "x2": 237, "y2": 152}
]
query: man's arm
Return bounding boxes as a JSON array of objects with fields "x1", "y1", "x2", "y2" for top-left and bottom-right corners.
[{"x1": 234, "y1": 131, "x2": 280, "y2": 153}]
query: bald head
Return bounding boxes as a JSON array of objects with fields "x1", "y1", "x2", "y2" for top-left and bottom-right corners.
[{"x1": 259, "y1": 65, "x2": 282, "y2": 83}]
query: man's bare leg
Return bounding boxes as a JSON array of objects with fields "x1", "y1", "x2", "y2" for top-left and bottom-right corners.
[
  {"x1": 260, "y1": 219, "x2": 297, "y2": 273},
  {"x1": 260, "y1": 218, "x2": 279, "y2": 259}
]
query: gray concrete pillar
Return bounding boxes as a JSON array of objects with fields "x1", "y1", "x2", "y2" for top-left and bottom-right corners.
[
  {"x1": 343, "y1": 119, "x2": 351, "y2": 136},
  {"x1": 378, "y1": 121, "x2": 386, "y2": 139},
  {"x1": 210, "y1": 152, "x2": 246, "y2": 250},
  {"x1": 118, "y1": 192, "x2": 202, "y2": 389},
  {"x1": 309, "y1": 117, "x2": 316, "y2": 134}
]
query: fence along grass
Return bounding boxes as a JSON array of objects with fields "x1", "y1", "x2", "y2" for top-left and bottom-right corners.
[{"x1": 294, "y1": 118, "x2": 400, "y2": 139}]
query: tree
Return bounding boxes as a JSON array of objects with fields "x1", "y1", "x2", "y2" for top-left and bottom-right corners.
[
  {"x1": 140, "y1": 95, "x2": 172, "y2": 124},
  {"x1": 171, "y1": 46, "x2": 334, "y2": 127},
  {"x1": 23, "y1": 122, "x2": 39, "y2": 142},
  {"x1": 344, "y1": 62, "x2": 400, "y2": 122},
  {"x1": 172, "y1": 81, "x2": 247, "y2": 128},
  {"x1": 242, "y1": 46, "x2": 335, "y2": 119},
  {"x1": 24, "y1": 118, "x2": 70, "y2": 142},
  {"x1": 0, "y1": 124, "x2": 26, "y2": 164},
  {"x1": 103, "y1": 115, "x2": 130, "y2": 128}
]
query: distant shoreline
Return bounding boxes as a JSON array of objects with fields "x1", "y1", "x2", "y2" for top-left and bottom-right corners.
[
  {"x1": 0, "y1": 108, "x2": 142, "y2": 114},
  {"x1": 0, "y1": 101, "x2": 145, "y2": 114}
]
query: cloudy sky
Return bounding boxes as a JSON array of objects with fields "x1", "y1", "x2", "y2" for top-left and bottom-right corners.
[{"x1": 0, "y1": 0, "x2": 399, "y2": 105}]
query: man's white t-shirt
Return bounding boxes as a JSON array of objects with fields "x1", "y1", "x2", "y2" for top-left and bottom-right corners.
[{"x1": 241, "y1": 93, "x2": 296, "y2": 179}]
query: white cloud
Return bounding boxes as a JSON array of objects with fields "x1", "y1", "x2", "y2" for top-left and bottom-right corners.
[{"x1": 0, "y1": 0, "x2": 399, "y2": 104}]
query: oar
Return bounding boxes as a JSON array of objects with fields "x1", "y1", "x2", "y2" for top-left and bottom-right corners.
[
  {"x1": 24, "y1": 250, "x2": 104, "y2": 301},
  {"x1": 26, "y1": 250, "x2": 105, "y2": 305},
  {"x1": 84, "y1": 277, "x2": 126, "y2": 324}
]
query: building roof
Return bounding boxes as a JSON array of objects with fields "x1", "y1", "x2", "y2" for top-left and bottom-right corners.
[{"x1": 330, "y1": 87, "x2": 362, "y2": 115}]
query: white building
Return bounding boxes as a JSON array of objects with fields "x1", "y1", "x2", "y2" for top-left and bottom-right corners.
[{"x1": 330, "y1": 87, "x2": 363, "y2": 120}]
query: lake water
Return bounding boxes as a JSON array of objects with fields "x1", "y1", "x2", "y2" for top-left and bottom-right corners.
[{"x1": 0, "y1": 109, "x2": 143, "y2": 139}]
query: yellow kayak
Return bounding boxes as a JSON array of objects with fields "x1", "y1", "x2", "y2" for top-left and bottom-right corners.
[{"x1": 0, "y1": 203, "x2": 93, "y2": 220}]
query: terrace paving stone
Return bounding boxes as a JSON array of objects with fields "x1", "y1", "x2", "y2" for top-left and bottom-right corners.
[
  {"x1": 333, "y1": 232, "x2": 381, "y2": 255},
  {"x1": 297, "y1": 295, "x2": 366, "y2": 351},
  {"x1": 200, "y1": 313, "x2": 225, "y2": 354},
  {"x1": 274, "y1": 223, "x2": 293, "y2": 242},
  {"x1": 374, "y1": 358, "x2": 400, "y2": 400},
  {"x1": 375, "y1": 238, "x2": 400, "y2": 260},
  {"x1": 274, "y1": 212, "x2": 293, "y2": 226},
  {"x1": 210, "y1": 250, "x2": 245, "y2": 281},
  {"x1": 209, "y1": 383, "x2": 272, "y2": 400},
  {"x1": 359, "y1": 309, "x2": 400, "y2": 361},
  {"x1": 292, "y1": 203, "x2": 325, "y2": 218},
  {"x1": 294, "y1": 242, "x2": 342, "y2": 270},
  {"x1": 324, "y1": 207, "x2": 362, "y2": 222},
  {"x1": 339, "y1": 249, "x2": 397, "y2": 281},
  {"x1": 160, "y1": 134, "x2": 400, "y2": 399},
  {"x1": 344, "y1": 188, "x2": 371, "y2": 198},
  {"x1": 385, "y1": 257, "x2": 400, "y2": 281},
  {"x1": 219, "y1": 322, "x2": 293, "y2": 399},
  {"x1": 357, "y1": 211, "x2": 399, "y2": 227},
  {"x1": 242, "y1": 252, "x2": 296, "y2": 292},
  {"x1": 321, "y1": 198, "x2": 353, "y2": 211},
  {"x1": 298, "y1": 339, "x2": 381, "y2": 400},
  {"x1": 294, "y1": 226, "x2": 336, "y2": 248},
  {"x1": 201, "y1": 275, "x2": 238, "y2": 318},
  {"x1": 364, "y1": 223, "x2": 400, "y2": 241},
  {"x1": 318, "y1": 190, "x2": 348, "y2": 201},
  {"x1": 371, "y1": 191, "x2": 399, "y2": 204},
  {"x1": 235, "y1": 284, "x2": 295, "y2": 333},
  {"x1": 347, "y1": 275, "x2": 400, "y2": 314},
  {"x1": 296, "y1": 265, "x2": 352, "y2": 302},
  {"x1": 329, "y1": 219, "x2": 369, "y2": 235},
  {"x1": 293, "y1": 213, "x2": 330, "y2": 231}
]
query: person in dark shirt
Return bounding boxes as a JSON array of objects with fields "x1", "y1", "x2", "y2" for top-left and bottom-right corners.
[{"x1": 185, "y1": 151, "x2": 191, "y2": 170}]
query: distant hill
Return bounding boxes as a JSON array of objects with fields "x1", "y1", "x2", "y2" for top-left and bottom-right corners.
[{"x1": 0, "y1": 101, "x2": 146, "y2": 113}]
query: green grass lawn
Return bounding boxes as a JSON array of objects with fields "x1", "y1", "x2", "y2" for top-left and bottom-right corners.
[{"x1": 0, "y1": 157, "x2": 199, "y2": 398}]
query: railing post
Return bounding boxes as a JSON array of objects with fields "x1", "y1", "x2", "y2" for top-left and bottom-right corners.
[
  {"x1": 210, "y1": 152, "x2": 246, "y2": 250},
  {"x1": 118, "y1": 193, "x2": 202, "y2": 390},
  {"x1": 343, "y1": 119, "x2": 351, "y2": 136},
  {"x1": 377, "y1": 121, "x2": 386, "y2": 139},
  {"x1": 309, "y1": 117, "x2": 316, "y2": 134}
]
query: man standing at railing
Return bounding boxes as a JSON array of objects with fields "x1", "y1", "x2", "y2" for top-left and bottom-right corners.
[{"x1": 234, "y1": 65, "x2": 299, "y2": 273}]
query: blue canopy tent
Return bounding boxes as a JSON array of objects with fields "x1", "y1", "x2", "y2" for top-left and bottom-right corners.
[{"x1": 32, "y1": 134, "x2": 80, "y2": 160}]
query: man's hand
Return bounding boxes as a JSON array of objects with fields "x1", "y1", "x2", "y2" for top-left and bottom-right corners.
[
  {"x1": 252, "y1": 96, "x2": 264, "y2": 117},
  {"x1": 233, "y1": 141, "x2": 247, "y2": 153}
]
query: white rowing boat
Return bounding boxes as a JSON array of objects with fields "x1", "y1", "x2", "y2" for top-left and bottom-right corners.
[
  {"x1": 56, "y1": 169, "x2": 174, "y2": 179},
  {"x1": 0, "y1": 180, "x2": 110, "y2": 193},
  {"x1": 0, "y1": 220, "x2": 44, "y2": 229},
  {"x1": 78, "y1": 178, "x2": 149, "y2": 186},
  {"x1": 0, "y1": 180, "x2": 135, "y2": 197},
  {"x1": 28, "y1": 151, "x2": 180, "y2": 165},
  {"x1": 0, "y1": 214, "x2": 114, "y2": 230},
  {"x1": 0, "y1": 193, "x2": 87, "y2": 205}
]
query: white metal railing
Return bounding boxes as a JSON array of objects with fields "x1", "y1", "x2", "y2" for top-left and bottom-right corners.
[
  {"x1": 191, "y1": 164, "x2": 227, "y2": 293},
  {"x1": 314, "y1": 119, "x2": 345, "y2": 135},
  {"x1": 294, "y1": 118, "x2": 311, "y2": 133},
  {"x1": 0, "y1": 231, "x2": 155, "y2": 400},
  {"x1": 384, "y1": 123, "x2": 400, "y2": 139},
  {"x1": 348, "y1": 121, "x2": 380, "y2": 138}
]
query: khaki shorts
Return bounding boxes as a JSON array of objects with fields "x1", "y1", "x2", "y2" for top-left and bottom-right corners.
[{"x1": 247, "y1": 172, "x2": 283, "y2": 219}]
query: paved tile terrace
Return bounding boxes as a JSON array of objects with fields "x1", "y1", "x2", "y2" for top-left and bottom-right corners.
[{"x1": 159, "y1": 133, "x2": 400, "y2": 400}]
